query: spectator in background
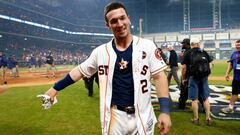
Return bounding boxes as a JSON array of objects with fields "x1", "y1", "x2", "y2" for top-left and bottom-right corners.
[
  {"x1": 26, "y1": 54, "x2": 31, "y2": 70},
  {"x1": 82, "y1": 53, "x2": 99, "y2": 97},
  {"x1": 158, "y1": 48, "x2": 168, "y2": 63},
  {"x1": 221, "y1": 39, "x2": 240, "y2": 113},
  {"x1": 45, "y1": 52, "x2": 55, "y2": 78},
  {"x1": 182, "y1": 38, "x2": 213, "y2": 126},
  {"x1": 36, "y1": 55, "x2": 43, "y2": 68},
  {"x1": 166, "y1": 44, "x2": 181, "y2": 88},
  {"x1": 0, "y1": 50, "x2": 8, "y2": 85},
  {"x1": 154, "y1": 42, "x2": 168, "y2": 63},
  {"x1": 178, "y1": 38, "x2": 191, "y2": 109},
  {"x1": 83, "y1": 72, "x2": 99, "y2": 97},
  {"x1": 179, "y1": 38, "x2": 205, "y2": 111},
  {"x1": 7, "y1": 55, "x2": 18, "y2": 78},
  {"x1": 29, "y1": 54, "x2": 37, "y2": 72},
  {"x1": 16, "y1": 57, "x2": 20, "y2": 77}
]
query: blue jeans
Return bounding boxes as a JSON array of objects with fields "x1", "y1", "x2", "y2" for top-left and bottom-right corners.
[{"x1": 188, "y1": 76, "x2": 210, "y2": 100}]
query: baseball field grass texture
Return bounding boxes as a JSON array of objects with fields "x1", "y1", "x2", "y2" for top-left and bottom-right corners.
[
  {"x1": 0, "y1": 82, "x2": 101, "y2": 135},
  {"x1": 0, "y1": 60, "x2": 239, "y2": 135},
  {"x1": 1, "y1": 82, "x2": 239, "y2": 135},
  {"x1": 210, "y1": 60, "x2": 231, "y2": 76},
  {"x1": 203, "y1": 59, "x2": 231, "y2": 85}
]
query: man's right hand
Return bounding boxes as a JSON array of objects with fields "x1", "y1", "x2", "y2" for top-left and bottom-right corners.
[
  {"x1": 37, "y1": 88, "x2": 58, "y2": 109},
  {"x1": 225, "y1": 74, "x2": 230, "y2": 81},
  {"x1": 182, "y1": 79, "x2": 187, "y2": 85},
  {"x1": 37, "y1": 94, "x2": 57, "y2": 109}
]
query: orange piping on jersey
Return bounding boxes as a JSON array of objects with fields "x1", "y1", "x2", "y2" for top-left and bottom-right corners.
[
  {"x1": 135, "y1": 37, "x2": 147, "y2": 134},
  {"x1": 151, "y1": 65, "x2": 167, "y2": 75},
  {"x1": 136, "y1": 36, "x2": 140, "y2": 46},
  {"x1": 137, "y1": 104, "x2": 147, "y2": 135},
  {"x1": 103, "y1": 44, "x2": 110, "y2": 134},
  {"x1": 79, "y1": 65, "x2": 91, "y2": 77}
]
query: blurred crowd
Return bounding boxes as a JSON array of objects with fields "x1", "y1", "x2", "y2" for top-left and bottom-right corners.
[
  {"x1": 0, "y1": 41, "x2": 89, "y2": 68},
  {"x1": 0, "y1": 0, "x2": 108, "y2": 33}
]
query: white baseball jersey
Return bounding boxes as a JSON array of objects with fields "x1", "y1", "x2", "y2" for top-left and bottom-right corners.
[{"x1": 79, "y1": 36, "x2": 167, "y2": 135}]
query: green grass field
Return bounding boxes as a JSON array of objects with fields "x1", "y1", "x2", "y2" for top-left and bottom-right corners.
[
  {"x1": 210, "y1": 60, "x2": 231, "y2": 77},
  {"x1": 0, "y1": 60, "x2": 239, "y2": 135}
]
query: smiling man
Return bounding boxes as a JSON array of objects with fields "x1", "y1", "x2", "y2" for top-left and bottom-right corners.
[
  {"x1": 38, "y1": 2, "x2": 171, "y2": 135},
  {"x1": 221, "y1": 39, "x2": 240, "y2": 114}
]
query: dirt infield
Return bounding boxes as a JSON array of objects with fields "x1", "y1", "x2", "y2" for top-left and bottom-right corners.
[
  {"x1": 208, "y1": 76, "x2": 225, "y2": 81},
  {"x1": 0, "y1": 69, "x2": 225, "y2": 88},
  {"x1": 0, "y1": 70, "x2": 70, "y2": 88}
]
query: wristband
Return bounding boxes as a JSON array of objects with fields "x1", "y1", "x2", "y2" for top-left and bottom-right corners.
[
  {"x1": 158, "y1": 97, "x2": 170, "y2": 113},
  {"x1": 53, "y1": 74, "x2": 75, "y2": 91}
]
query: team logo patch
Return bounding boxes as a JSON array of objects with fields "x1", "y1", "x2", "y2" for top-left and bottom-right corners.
[
  {"x1": 142, "y1": 51, "x2": 146, "y2": 59},
  {"x1": 154, "y1": 48, "x2": 162, "y2": 60},
  {"x1": 119, "y1": 58, "x2": 128, "y2": 70}
]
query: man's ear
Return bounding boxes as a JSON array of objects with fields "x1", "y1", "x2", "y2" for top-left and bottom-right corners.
[{"x1": 128, "y1": 15, "x2": 131, "y2": 25}]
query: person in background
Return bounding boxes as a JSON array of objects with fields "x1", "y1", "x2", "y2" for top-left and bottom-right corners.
[
  {"x1": 0, "y1": 50, "x2": 8, "y2": 85},
  {"x1": 221, "y1": 39, "x2": 240, "y2": 113},
  {"x1": 15, "y1": 56, "x2": 20, "y2": 77},
  {"x1": 178, "y1": 38, "x2": 205, "y2": 111},
  {"x1": 7, "y1": 55, "x2": 18, "y2": 78},
  {"x1": 166, "y1": 44, "x2": 181, "y2": 88},
  {"x1": 29, "y1": 54, "x2": 37, "y2": 72},
  {"x1": 36, "y1": 55, "x2": 43, "y2": 68},
  {"x1": 83, "y1": 72, "x2": 99, "y2": 97},
  {"x1": 45, "y1": 52, "x2": 55, "y2": 78},
  {"x1": 158, "y1": 48, "x2": 168, "y2": 63},
  {"x1": 182, "y1": 38, "x2": 212, "y2": 126},
  {"x1": 154, "y1": 42, "x2": 168, "y2": 63},
  {"x1": 178, "y1": 38, "x2": 191, "y2": 109}
]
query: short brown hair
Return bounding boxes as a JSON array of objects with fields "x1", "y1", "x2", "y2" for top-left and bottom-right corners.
[
  {"x1": 236, "y1": 39, "x2": 240, "y2": 43},
  {"x1": 104, "y1": 2, "x2": 128, "y2": 23}
]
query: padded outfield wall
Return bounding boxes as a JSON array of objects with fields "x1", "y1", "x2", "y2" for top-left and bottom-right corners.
[{"x1": 143, "y1": 28, "x2": 240, "y2": 60}]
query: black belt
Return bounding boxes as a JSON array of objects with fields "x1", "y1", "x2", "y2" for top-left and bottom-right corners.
[{"x1": 111, "y1": 104, "x2": 135, "y2": 114}]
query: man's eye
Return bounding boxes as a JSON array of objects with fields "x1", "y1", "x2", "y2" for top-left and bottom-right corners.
[
  {"x1": 120, "y1": 16, "x2": 126, "y2": 20},
  {"x1": 110, "y1": 20, "x2": 117, "y2": 24}
]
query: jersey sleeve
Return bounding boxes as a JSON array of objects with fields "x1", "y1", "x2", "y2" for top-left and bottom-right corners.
[
  {"x1": 149, "y1": 42, "x2": 167, "y2": 75},
  {"x1": 79, "y1": 49, "x2": 98, "y2": 77}
]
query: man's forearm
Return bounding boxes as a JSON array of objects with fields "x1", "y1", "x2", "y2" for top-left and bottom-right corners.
[
  {"x1": 47, "y1": 66, "x2": 84, "y2": 98},
  {"x1": 181, "y1": 64, "x2": 187, "y2": 80},
  {"x1": 154, "y1": 71, "x2": 170, "y2": 114},
  {"x1": 45, "y1": 88, "x2": 58, "y2": 100},
  {"x1": 154, "y1": 71, "x2": 169, "y2": 98},
  {"x1": 225, "y1": 63, "x2": 233, "y2": 76}
]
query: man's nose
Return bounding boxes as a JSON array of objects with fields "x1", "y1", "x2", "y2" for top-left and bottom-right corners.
[{"x1": 116, "y1": 19, "x2": 124, "y2": 26}]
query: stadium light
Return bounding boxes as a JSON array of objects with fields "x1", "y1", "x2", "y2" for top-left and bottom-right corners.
[{"x1": 0, "y1": 14, "x2": 113, "y2": 37}]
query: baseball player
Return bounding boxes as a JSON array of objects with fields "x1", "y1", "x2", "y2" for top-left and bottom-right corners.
[
  {"x1": 83, "y1": 72, "x2": 99, "y2": 97},
  {"x1": 0, "y1": 50, "x2": 8, "y2": 85},
  {"x1": 29, "y1": 54, "x2": 37, "y2": 72},
  {"x1": 7, "y1": 55, "x2": 18, "y2": 78},
  {"x1": 37, "y1": 2, "x2": 171, "y2": 135},
  {"x1": 45, "y1": 52, "x2": 56, "y2": 78}
]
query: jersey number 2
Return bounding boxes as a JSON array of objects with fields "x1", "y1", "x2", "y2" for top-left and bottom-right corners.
[{"x1": 141, "y1": 79, "x2": 148, "y2": 93}]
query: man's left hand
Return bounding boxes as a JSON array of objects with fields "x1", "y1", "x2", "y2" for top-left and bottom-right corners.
[{"x1": 157, "y1": 113, "x2": 171, "y2": 135}]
